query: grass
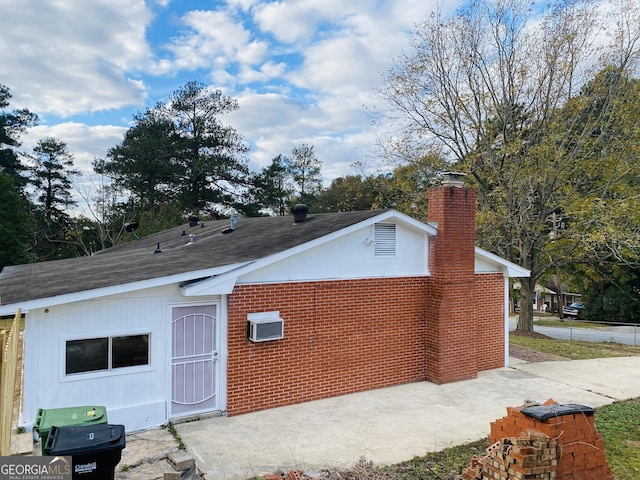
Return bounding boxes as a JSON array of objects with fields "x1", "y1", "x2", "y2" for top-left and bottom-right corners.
[
  {"x1": 379, "y1": 439, "x2": 491, "y2": 480},
  {"x1": 316, "y1": 441, "x2": 491, "y2": 480},
  {"x1": 533, "y1": 318, "x2": 607, "y2": 329},
  {"x1": 378, "y1": 407, "x2": 640, "y2": 480},
  {"x1": 509, "y1": 332, "x2": 640, "y2": 359},
  {"x1": 163, "y1": 422, "x2": 187, "y2": 450},
  {"x1": 596, "y1": 399, "x2": 640, "y2": 480},
  {"x1": 318, "y1": 335, "x2": 640, "y2": 480}
]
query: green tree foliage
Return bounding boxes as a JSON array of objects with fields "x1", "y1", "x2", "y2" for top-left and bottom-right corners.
[
  {"x1": 372, "y1": 154, "x2": 447, "y2": 221},
  {"x1": 250, "y1": 154, "x2": 292, "y2": 215},
  {"x1": 31, "y1": 137, "x2": 78, "y2": 223},
  {"x1": 313, "y1": 153, "x2": 445, "y2": 216},
  {"x1": 95, "y1": 110, "x2": 179, "y2": 211},
  {"x1": 30, "y1": 137, "x2": 80, "y2": 260},
  {"x1": 579, "y1": 265, "x2": 640, "y2": 323},
  {"x1": 163, "y1": 81, "x2": 251, "y2": 211},
  {"x1": 285, "y1": 143, "x2": 322, "y2": 204},
  {"x1": 314, "y1": 175, "x2": 377, "y2": 213},
  {"x1": 0, "y1": 84, "x2": 38, "y2": 190},
  {"x1": 133, "y1": 201, "x2": 185, "y2": 238},
  {"x1": 551, "y1": 69, "x2": 640, "y2": 321},
  {"x1": 95, "y1": 81, "x2": 251, "y2": 222},
  {"x1": 379, "y1": 0, "x2": 640, "y2": 330},
  {"x1": 0, "y1": 173, "x2": 35, "y2": 269},
  {"x1": 0, "y1": 84, "x2": 38, "y2": 267}
]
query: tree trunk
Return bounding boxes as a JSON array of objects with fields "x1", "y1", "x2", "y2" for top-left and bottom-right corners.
[
  {"x1": 516, "y1": 277, "x2": 536, "y2": 331},
  {"x1": 554, "y1": 275, "x2": 565, "y2": 318}
]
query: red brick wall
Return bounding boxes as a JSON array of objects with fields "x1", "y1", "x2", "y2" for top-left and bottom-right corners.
[
  {"x1": 427, "y1": 186, "x2": 476, "y2": 279},
  {"x1": 426, "y1": 186, "x2": 479, "y2": 383},
  {"x1": 224, "y1": 184, "x2": 508, "y2": 415},
  {"x1": 489, "y1": 401, "x2": 615, "y2": 480},
  {"x1": 226, "y1": 278, "x2": 429, "y2": 416},
  {"x1": 226, "y1": 273, "x2": 507, "y2": 416},
  {"x1": 475, "y1": 273, "x2": 506, "y2": 371}
]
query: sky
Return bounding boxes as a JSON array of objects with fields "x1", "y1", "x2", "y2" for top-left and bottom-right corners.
[{"x1": 0, "y1": 0, "x2": 463, "y2": 205}]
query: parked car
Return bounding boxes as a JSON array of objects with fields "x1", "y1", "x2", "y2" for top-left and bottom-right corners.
[{"x1": 563, "y1": 302, "x2": 585, "y2": 318}]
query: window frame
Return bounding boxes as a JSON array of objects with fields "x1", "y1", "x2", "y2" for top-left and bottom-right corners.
[{"x1": 62, "y1": 331, "x2": 152, "y2": 380}]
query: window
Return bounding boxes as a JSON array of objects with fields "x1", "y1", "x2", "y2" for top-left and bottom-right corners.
[
  {"x1": 112, "y1": 335, "x2": 149, "y2": 368},
  {"x1": 65, "y1": 334, "x2": 149, "y2": 375},
  {"x1": 66, "y1": 338, "x2": 108, "y2": 374},
  {"x1": 374, "y1": 223, "x2": 396, "y2": 256}
]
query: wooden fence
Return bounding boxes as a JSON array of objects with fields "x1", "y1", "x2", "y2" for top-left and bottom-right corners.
[{"x1": 0, "y1": 308, "x2": 21, "y2": 455}]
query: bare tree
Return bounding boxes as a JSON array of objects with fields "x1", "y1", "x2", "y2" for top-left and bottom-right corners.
[{"x1": 379, "y1": 0, "x2": 640, "y2": 331}]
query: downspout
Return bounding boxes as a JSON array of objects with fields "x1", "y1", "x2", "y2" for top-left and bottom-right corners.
[{"x1": 504, "y1": 275, "x2": 510, "y2": 367}]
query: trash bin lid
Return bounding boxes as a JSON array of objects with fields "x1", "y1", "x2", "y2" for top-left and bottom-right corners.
[
  {"x1": 45, "y1": 424, "x2": 126, "y2": 456},
  {"x1": 34, "y1": 406, "x2": 108, "y2": 434},
  {"x1": 521, "y1": 403, "x2": 595, "y2": 421}
]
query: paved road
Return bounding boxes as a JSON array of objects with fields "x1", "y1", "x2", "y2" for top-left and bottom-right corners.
[{"x1": 509, "y1": 317, "x2": 640, "y2": 346}]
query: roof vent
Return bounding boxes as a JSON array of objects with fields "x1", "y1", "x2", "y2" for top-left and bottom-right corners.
[
  {"x1": 188, "y1": 215, "x2": 199, "y2": 227},
  {"x1": 222, "y1": 209, "x2": 239, "y2": 234},
  {"x1": 230, "y1": 208, "x2": 238, "y2": 230},
  {"x1": 291, "y1": 204, "x2": 309, "y2": 223},
  {"x1": 441, "y1": 172, "x2": 466, "y2": 187},
  {"x1": 187, "y1": 233, "x2": 195, "y2": 245},
  {"x1": 125, "y1": 221, "x2": 140, "y2": 238}
]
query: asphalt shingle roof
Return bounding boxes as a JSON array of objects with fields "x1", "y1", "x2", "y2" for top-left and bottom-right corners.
[{"x1": 0, "y1": 210, "x2": 387, "y2": 307}]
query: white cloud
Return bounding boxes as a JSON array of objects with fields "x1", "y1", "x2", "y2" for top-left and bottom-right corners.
[
  {"x1": 221, "y1": 0, "x2": 434, "y2": 181},
  {"x1": 21, "y1": 123, "x2": 127, "y2": 174},
  {"x1": 0, "y1": 0, "x2": 153, "y2": 116},
  {"x1": 238, "y1": 61, "x2": 287, "y2": 84},
  {"x1": 288, "y1": 35, "x2": 376, "y2": 94},
  {"x1": 228, "y1": 90, "x2": 312, "y2": 161},
  {"x1": 252, "y1": 0, "x2": 370, "y2": 43},
  {"x1": 153, "y1": 9, "x2": 269, "y2": 76},
  {"x1": 227, "y1": 88, "x2": 375, "y2": 182},
  {"x1": 252, "y1": 1, "x2": 314, "y2": 43},
  {"x1": 1, "y1": 0, "x2": 466, "y2": 205},
  {"x1": 236, "y1": 40, "x2": 270, "y2": 65}
]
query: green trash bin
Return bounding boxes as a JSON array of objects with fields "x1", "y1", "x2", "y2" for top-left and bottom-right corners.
[{"x1": 34, "y1": 406, "x2": 107, "y2": 454}]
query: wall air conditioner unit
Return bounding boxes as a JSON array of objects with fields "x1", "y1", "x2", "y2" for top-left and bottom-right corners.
[{"x1": 247, "y1": 311, "x2": 284, "y2": 342}]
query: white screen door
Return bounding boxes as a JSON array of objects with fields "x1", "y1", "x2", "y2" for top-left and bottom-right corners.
[{"x1": 171, "y1": 304, "x2": 218, "y2": 416}]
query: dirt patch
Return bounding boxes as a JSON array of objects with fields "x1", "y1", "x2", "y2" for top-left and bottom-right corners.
[
  {"x1": 511, "y1": 330, "x2": 554, "y2": 340},
  {"x1": 509, "y1": 344, "x2": 569, "y2": 363},
  {"x1": 509, "y1": 330, "x2": 569, "y2": 362}
]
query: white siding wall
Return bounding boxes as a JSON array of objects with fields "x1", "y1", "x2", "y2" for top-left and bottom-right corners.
[
  {"x1": 238, "y1": 222, "x2": 429, "y2": 283},
  {"x1": 22, "y1": 285, "x2": 219, "y2": 432},
  {"x1": 475, "y1": 257, "x2": 506, "y2": 274}
]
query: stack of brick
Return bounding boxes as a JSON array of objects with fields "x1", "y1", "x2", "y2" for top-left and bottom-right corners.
[
  {"x1": 458, "y1": 399, "x2": 615, "y2": 480},
  {"x1": 459, "y1": 433, "x2": 557, "y2": 480}
]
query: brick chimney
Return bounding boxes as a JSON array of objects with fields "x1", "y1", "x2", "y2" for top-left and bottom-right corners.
[{"x1": 425, "y1": 172, "x2": 478, "y2": 383}]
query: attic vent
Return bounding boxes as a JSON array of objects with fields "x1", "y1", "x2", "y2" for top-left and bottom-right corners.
[{"x1": 374, "y1": 223, "x2": 396, "y2": 256}]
